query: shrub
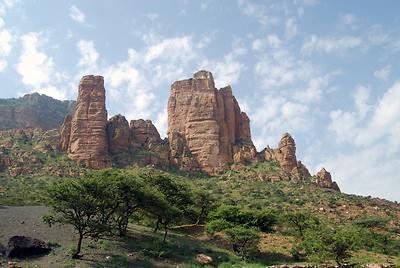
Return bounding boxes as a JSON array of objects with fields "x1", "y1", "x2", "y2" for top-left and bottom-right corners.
[{"x1": 224, "y1": 226, "x2": 260, "y2": 259}]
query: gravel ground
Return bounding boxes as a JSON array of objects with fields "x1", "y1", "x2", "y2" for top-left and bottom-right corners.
[{"x1": 0, "y1": 206, "x2": 75, "y2": 245}]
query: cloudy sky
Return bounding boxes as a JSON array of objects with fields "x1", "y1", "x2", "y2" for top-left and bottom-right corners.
[{"x1": 0, "y1": 0, "x2": 399, "y2": 201}]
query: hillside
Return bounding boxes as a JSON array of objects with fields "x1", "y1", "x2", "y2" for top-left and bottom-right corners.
[
  {"x1": 0, "y1": 165, "x2": 399, "y2": 267},
  {"x1": 0, "y1": 93, "x2": 75, "y2": 131}
]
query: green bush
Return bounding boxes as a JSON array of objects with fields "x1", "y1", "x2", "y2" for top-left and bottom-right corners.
[
  {"x1": 224, "y1": 226, "x2": 260, "y2": 259},
  {"x1": 353, "y1": 216, "x2": 391, "y2": 229}
]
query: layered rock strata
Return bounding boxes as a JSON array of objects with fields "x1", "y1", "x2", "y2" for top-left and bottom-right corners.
[
  {"x1": 167, "y1": 70, "x2": 256, "y2": 174},
  {"x1": 61, "y1": 75, "x2": 110, "y2": 169}
]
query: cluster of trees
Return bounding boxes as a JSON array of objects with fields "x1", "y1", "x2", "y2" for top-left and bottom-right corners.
[
  {"x1": 43, "y1": 169, "x2": 214, "y2": 258},
  {"x1": 206, "y1": 205, "x2": 277, "y2": 258},
  {"x1": 43, "y1": 169, "x2": 399, "y2": 265},
  {"x1": 286, "y1": 212, "x2": 399, "y2": 267}
]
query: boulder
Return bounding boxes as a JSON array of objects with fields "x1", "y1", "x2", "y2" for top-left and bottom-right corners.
[
  {"x1": 0, "y1": 242, "x2": 6, "y2": 256},
  {"x1": 7, "y1": 236, "x2": 50, "y2": 258},
  {"x1": 167, "y1": 70, "x2": 257, "y2": 175},
  {"x1": 195, "y1": 253, "x2": 213, "y2": 266},
  {"x1": 67, "y1": 75, "x2": 110, "y2": 169}
]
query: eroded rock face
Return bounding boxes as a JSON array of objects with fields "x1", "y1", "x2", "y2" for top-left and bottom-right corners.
[
  {"x1": 67, "y1": 75, "x2": 110, "y2": 169},
  {"x1": 167, "y1": 70, "x2": 256, "y2": 174},
  {"x1": 130, "y1": 119, "x2": 161, "y2": 147},
  {"x1": 107, "y1": 114, "x2": 131, "y2": 155},
  {"x1": 59, "y1": 115, "x2": 72, "y2": 151},
  {"x1": 130, "y1": 119, "x2": 170, "y2": 168},
  {"x1": 315, "y1": 168, "x2": 340, "y2": 192},
  {"x1": 276, "y1": 133, "x2": 298, "y2": 172}
]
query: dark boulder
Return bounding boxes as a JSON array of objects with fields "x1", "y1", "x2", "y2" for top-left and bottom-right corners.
[
  {"x1": 0, "y1": 242, "x2": 6, "y2": 256},
  {"x1": 7, "y1": 236, "x2": 50, "y2": 258}
]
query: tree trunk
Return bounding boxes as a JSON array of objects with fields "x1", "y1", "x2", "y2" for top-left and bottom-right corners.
[
  {"x1": 154, "y1": 219, "x2": 160, "y2": 233},
  {"x1": 163, "y1": 223, "x2": 168, "y2": 242},
  {"x1": 72, "y1": 232, "x2": 83, "y2": 259}
]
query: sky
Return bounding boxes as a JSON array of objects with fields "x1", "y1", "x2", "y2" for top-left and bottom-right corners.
[{"x1": 0, "y1": 0, "x2": 399, "y2": 201}]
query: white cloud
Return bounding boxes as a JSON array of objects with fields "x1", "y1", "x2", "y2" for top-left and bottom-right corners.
[
  {"x1": 255, "y1": 44, "x2": 314, "y2": 89},
  {"x1": 318, "y1": 144, "x2": 400, "y2": 201},
  {"x1": 374, "y1": 65, "x2": 391, "y2": 81},
  {"x1": 16, "y1": 32, "x2": 54, "y2": 87},
  {"x1": 237, "y1": 0, "x2": 278, "y2": 26},
  {"x1": 0, "y1": 58, "x2": 6, "y2": 71},
  {"x1": 34, "y1": 86, "x2": 67, "y2": 100},
  {"x1": 146, "y1": 13, "x2": 158, "y2": 21},
  {"x1": 301, "y1": 35, "x2": 362, "y2": 55},
  {"x1": 77, "y1": 39, "x2": 99, "y2": 70},
  {"x1": 0, "y1": 29, "x2": 11, "y2": 55},
  {"x1": 69, "y1": 5, "x2": 86, "y2": 24},
  {"x1": 356, "y1": 82, "x2": 400, "y2": 147},
  {"x1": 154, "y1": 110, "x2": 168, "y2": 138},
  {"x1": 199, "y1": 43, "x2": 246, "y2": 88},
  {"x1": 339, "y1": 13, "x2": 356, "y2": 28},
  {"x1": 285, "y1": 18, "x2": 298, "y2": 39},
  {"x1": 251, "y1": 95, "x2": 311, "y2": 149},
  {"x1": 144, "y1": 36, "x2": 194, "y2": 63}
]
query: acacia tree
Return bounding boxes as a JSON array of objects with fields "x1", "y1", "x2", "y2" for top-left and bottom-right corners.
[
  {"x1": 144, "y1": 174, "x2": 194, "y2": 242},
  {"x1": 285, "y1": 211, "x2": 319, "y2": 239},
  {"x1": 300, "y1": 225, "x2": 363, "y2": 267},
  {"x1": 43, "y1": 176, "x2": 118, "y2": 258}
]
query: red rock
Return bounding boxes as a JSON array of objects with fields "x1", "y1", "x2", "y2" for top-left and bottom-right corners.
[
  {"x1": 107, "y1": 114, "x2": 130, "y2": 154},
  {"x1": 315, "y1": 168, "x2": 340, "y2": 192},
  {"x1": 59, "y1": 115, "x2": 72, "y2": 151},
  {"x1": 276, "y1": 133, "x2": 297, "y2": 172},
  {"x1": 130, "y1": 119, "x2": 161, "y2": 147},
  {"x1": 67, "y1": 75, "x2": 110, "y2": 169},
  {"x1": 167, "y1": 70, "x2": 256, "y2": 175}
]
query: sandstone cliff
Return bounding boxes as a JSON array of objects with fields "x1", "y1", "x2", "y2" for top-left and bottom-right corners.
[
  {"x1": 0, "y1": 93, "x2": 75, "y2": 131},
  {"x1": 167, "y1": 70, "x2": 256, "y2": 175},
  {"x1": 61, "y1": 75, "x2": 110, "y2": 169}
]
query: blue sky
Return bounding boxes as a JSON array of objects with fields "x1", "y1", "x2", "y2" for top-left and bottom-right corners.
[{"x1": 0, "y1": 0, "x2": 399, "y2": 201}]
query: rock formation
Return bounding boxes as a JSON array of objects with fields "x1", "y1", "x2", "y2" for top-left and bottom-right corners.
[
  {"x1": 130, "y1": 119, "x2": 170, "y2": 168},
  {"x1": 107, "y1": 114, "x2": 131, "y2": 155},
  {"x1": 61, "y1": 75, "x2": 110, "y2": 169},
  {"x1": 315, "y1": 168, "x2": 341, "y2": 192},
  {"x1": 130, "y1": 119, "x2": 162, "y2": 148},
  {"x1": 0, "y1": 93, "x2": 75, "y2": 131},
  {"x1": 167, "y1": 70, "x2": 256, "y2": 175},
  {"x1": 263, "y1": 133, "x2": 311, "y2": 179}
]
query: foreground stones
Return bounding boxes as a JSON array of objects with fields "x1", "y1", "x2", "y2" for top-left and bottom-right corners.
[
  {"x1": 57, "y1": 71, "x2": 340, "y2": 191},
  {"x1": 7, "y1": 236, "x2": 50, "y2": 258},
  {"x1": 195, "y1": 253, "x2": 213, "y2": 266}
]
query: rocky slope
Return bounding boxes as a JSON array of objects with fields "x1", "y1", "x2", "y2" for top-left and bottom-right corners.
[{"x1": 0, "y1": 93, "x2": 75, "y2": 131}]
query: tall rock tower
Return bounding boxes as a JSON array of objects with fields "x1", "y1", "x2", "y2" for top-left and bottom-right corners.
[
  {"x1": 167, "y1": 70, "x2": 257, "y2": 175},
  {"x1": 61, "y1": 75, "x2": 110, "y2": 169}
]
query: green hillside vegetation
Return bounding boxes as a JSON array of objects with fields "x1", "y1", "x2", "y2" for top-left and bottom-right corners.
[{"x1": 1, "y1": 132, "x2": 400, "y2": 267}]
